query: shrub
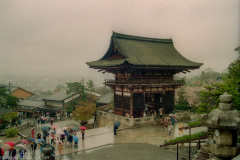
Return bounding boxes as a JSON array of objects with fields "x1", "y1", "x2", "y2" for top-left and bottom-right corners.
[
  {"x1": 5, "y1": 128, "x2": 18, "y2": 137},
  {"x1": 187, "y1": 119, "x2": 202, "y2": 127}
]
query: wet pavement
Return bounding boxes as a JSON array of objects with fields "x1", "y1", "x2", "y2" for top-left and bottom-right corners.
[{"x1": 0, "y1": 119, "x2": 207, "y2": 160}]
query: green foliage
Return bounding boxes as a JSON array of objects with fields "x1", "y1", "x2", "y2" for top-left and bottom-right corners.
[
  {"x1": 66, "y1": 82, "x2": 87, "y2": 102},
  {"x1": 187, "y1": 119, "x2": 202, "y2": 127},
  {"x1": 73, "y1": 101, "x2": 96, "y2": 122},
  {"x1": 66, "y1": 100, "x2": 78, "y2": 113},
  {"x1": 164, "y1": 131, "x2": 207, "y2": 144},
  {"x1": 175, "y1": 86, "x2": 190, "y2": 110},
  {"x1": 86, "y1": 80, "x2": 95, "y2": 92},
  {"x1": 196, "y1": 83, "x2": 225, "y2": 113},
  {"x1": 0, "y1": 88, "x2": 19, "y2": 108},
  {"x1": 3, "y1": 112, "x2": 18, "y2": 122},
  {"x1": 5, "y1": 128, "x2": 18, "y2": 137}
]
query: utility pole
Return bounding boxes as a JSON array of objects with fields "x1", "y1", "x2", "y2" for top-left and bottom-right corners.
[{"x1": 8, "y1": 81, "x2": 11, "y2": 95}]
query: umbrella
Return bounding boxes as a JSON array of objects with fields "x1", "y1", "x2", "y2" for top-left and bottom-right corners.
[
  {"x1": 114, "y1": 121, "x2": 120, "y2": 128},
  {"x1": 36, "y1": 139, "x2": 45, "y2": 143},
  {"x1": 31, "y1": 127, "x2": 35, "y2": 130},
  {"x1": 18, "y1": 120, "x2": 22, "y2": 122},
  {"x1": 41, "y1": 126, "x2": 51, "y2": 131},
  {"x1": 14, "y1": 141, "x2": 24, "y2": 146},
  {"x1": 80, "y1": 126, "x2": 87, "y2": 130},
  {"x1": 50, "y1": 118, "x2": 55, "y2": 120},
  {"x1": 1, "y1": 144, "x2": 11, "y2": 151},
  {"x1": 168, "y1": 113, "x2": 174, "y2": 117},
  {"x1": 20, "y1": 140, "x2": 28, "y2": 146},
  {"x1": 28, "y1": 138, "x2": 35, "y2": 142},
  {"x1": 4, "y1": 142, "x2": 15, "y2": 146},
  {"x1": 56, "y1": 129, "x2": 65, "y2": 135},
  {"x1": 69, "y1": 133, "x2": 77, "y2": 136},
  {"x1": 72, "y1": 136, "x2": 78, "y2": 142},
  {"x1": 48, "y1": 130, "x2": 56, "y2": 134},
  {"x1": 68, "y1": 126, "x2": 74, "y2": 129},
  {"x1": 46, "y1": 112, "x2": 50, "y2": 114},
  {"x1": 51, "y1": 126, "x2": 58, "y2": 129},
  {"x1": 73, "y1": 127, "x2": 79, "y2": 131},
  {"x1": 15, "y1": 144, "x2": 25, "y2": 150}
]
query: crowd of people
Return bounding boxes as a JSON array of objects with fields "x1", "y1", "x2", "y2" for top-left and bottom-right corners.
[{"x1": 0, "y1": 117, "x2": 87, "y2": 160}]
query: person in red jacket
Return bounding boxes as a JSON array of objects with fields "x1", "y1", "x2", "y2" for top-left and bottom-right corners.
[{"x1": 31, "y1": 128, "x2": 35, "y2": 138}]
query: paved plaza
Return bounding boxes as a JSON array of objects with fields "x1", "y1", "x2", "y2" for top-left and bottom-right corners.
[{"x1": 0, "y1": 119, "x2": 207, "y2": 160}]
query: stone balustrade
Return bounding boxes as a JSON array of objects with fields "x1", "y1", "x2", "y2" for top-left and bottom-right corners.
[{"x1": 97, "y1": 110, "x2": 156, "y2": 127}]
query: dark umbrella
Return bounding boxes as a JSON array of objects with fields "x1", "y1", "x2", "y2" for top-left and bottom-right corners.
[
  {"x1": 36, "y1": 139, "x2": 45, "y2": 143},
  {"x1": 114, "y1": 121, "x2": 120, "y2": 128},
  {"x1": 41, "y1": 126, "x2": 51, "y2": 131},
  {"x1": 72, "y1": 127, "x2": 79, "y2": 131},
  {"x1": 72, "y1": 136, "x2": 78, "y2": 142},
  {"x1": 28, "y1": 138, "x2": 35, "y2": 142},
  {"x1": 69, "y1": 133, "x2": 77, "y2": 136}
]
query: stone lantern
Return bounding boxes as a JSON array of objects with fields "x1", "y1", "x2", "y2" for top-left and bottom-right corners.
[{"x1": 202, "y1": 92, "x2": 240, "y2": 159}]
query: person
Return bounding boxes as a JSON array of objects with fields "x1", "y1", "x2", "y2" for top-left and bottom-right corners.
[
  {"x1": 113, "y1": 126, "x2": 118, "y2": 135},
  {"x1": 153, "y1": 109, "x2": 157, "y2": 120},
  {"x1": 168, "y1": 123, "x2": 173, "y2": 136},
  {"x1": 37, "y1": 132, "x2": 41, "y2": 139},
  {"x1": 15, "y1": 122, "x2": 18, "y2": 127},
  {"x1": 37, "y1": 118, "x2": 40, "y2": 125},
  {"x1": 11, "y1": 147, "x2": 16, "y2": 160},
  {"x1": 31, "y1": 128, "x2": 35, "y2": 138},
  {"x1": 68, "y1": 135, "x2": 73, "y2": 147},
  {"x1": 33, "y1": 142, "x2": 37, "y2": 156},
  {"x1": 50, "y1": 133, "x2": 55, "y2": 144},
  {"x1": 50, "y1": 119, "x2": 53, "y2": 126},
  {"x1": 43, "y1": 130, "x2": 47, "y2": 142},
  {"x1": 159, "y1": 108, "x2": 163, "y2": 118},
  {"x1": 0, "y1": 147, "x2": 4, "y2": 160},
  {"x1": 81, "y1": 129, "x2": 85, "y2": 140},
  {"x1": 39, "y1": 144, "x2": 44, "y2": 156},
  {"x1": 171, "y1": 116, "x2": 176, "y2": 126},
  {"x1": 61, "y1": 134, "x2": 65, "y2": 143},
  {"x1": 58, "y1": 142, "x2": 63, "y2": 154},
  {"x1": 19, "y1": 149, "x2": 24, "y2": 160},
  {"x1": 30, "y1": 142, "x2": 34, "y2": 154}
]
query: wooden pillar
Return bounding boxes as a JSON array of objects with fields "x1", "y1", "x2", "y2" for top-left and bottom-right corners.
[
  {"x1": 130, "y1": 91, "x2": 133, "y2": 117},
  {"x1": 121, "y1": 90, "x2": 123, "y2": 116},
  {"x1": 114, "y1": 89, "x2": 116, "y2": 114}
]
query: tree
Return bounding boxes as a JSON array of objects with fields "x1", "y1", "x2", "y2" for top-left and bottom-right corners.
[
  {"x1": 0, "y1": 88, "x2": 19, "y2": 109},
  {"x1": 175, "y1": 86, "x2": 190, "y2": 110},
  {"x1": 72, "y1": 101, "x2": 96, "y2": 124},
  {"x1": 224, "y1": 58, "x2": 240, "y2": 110},
  {"x1": 196, "y1": 83, "x2": 225, "y2": 113},
  {"x1": 3, "y1": 112, "x2": 18, "y2": 126},
  {"x1": 66, "y1": 82, "x2": 87, "y2": 102}
]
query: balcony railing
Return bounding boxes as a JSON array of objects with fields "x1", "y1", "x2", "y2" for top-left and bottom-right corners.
[{"x1": 104, "y1": 79, "x2": 184, "y2": 85}]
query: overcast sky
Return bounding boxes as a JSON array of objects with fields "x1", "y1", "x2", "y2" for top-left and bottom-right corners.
[{"x1": 0, "y1": 0, "x2": 239, "y2": 81}]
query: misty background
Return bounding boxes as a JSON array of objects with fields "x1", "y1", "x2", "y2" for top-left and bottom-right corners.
[{"x1": 0, "y1": 0, "x2": 239, "y2": 88}]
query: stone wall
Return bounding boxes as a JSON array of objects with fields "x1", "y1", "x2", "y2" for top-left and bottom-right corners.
[{"x1": 95, "y1": 110, "x2": 157, "y2": 128}]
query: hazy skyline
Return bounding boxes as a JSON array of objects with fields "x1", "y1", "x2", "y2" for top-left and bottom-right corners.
[{"x1": 0, "y1": 0, "x2": 239, "y2": 81}]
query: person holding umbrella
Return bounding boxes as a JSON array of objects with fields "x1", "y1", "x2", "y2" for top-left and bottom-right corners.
[
  {"x1": 80, "y1": 126, "x2": 86, "y2": 140},
  {"x1": 31, "y1": 128, "x2": 35, "y2": 138},
  {"x1": 50, "y1": 119, "x2": 53, "y2": 126},
  {"x1": 114, "y1": 121, "x2": 120, "y2": 135},
  {"x1": 11, "y1": 146, "x2": 16, "y2": 160},
  {"x1": 50, "y1": 133, "x2": 55, "y2": 144},
  {"x1": 37, "y1": 132, "x2": 41, "y2": 139},
  {"x1": 58, "y1": 142, "x2": 63, "y2": 154},
  {"x1": 0, "y1": 147, "x2": 4, "y2": 160}
]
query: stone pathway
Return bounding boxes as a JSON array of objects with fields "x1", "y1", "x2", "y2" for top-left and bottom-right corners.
[{"x1": 0, "y1": 119, "x2": 207, "y2": 160}]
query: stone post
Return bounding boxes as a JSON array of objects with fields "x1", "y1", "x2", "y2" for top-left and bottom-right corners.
[{"x1": 130, "y1": 116, "x2": 134, "y2": 127}]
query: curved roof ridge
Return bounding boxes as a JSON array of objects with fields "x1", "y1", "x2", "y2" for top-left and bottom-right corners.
[{"x1": 112, "y1": 31, "x2": 172, "y2": 43}]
